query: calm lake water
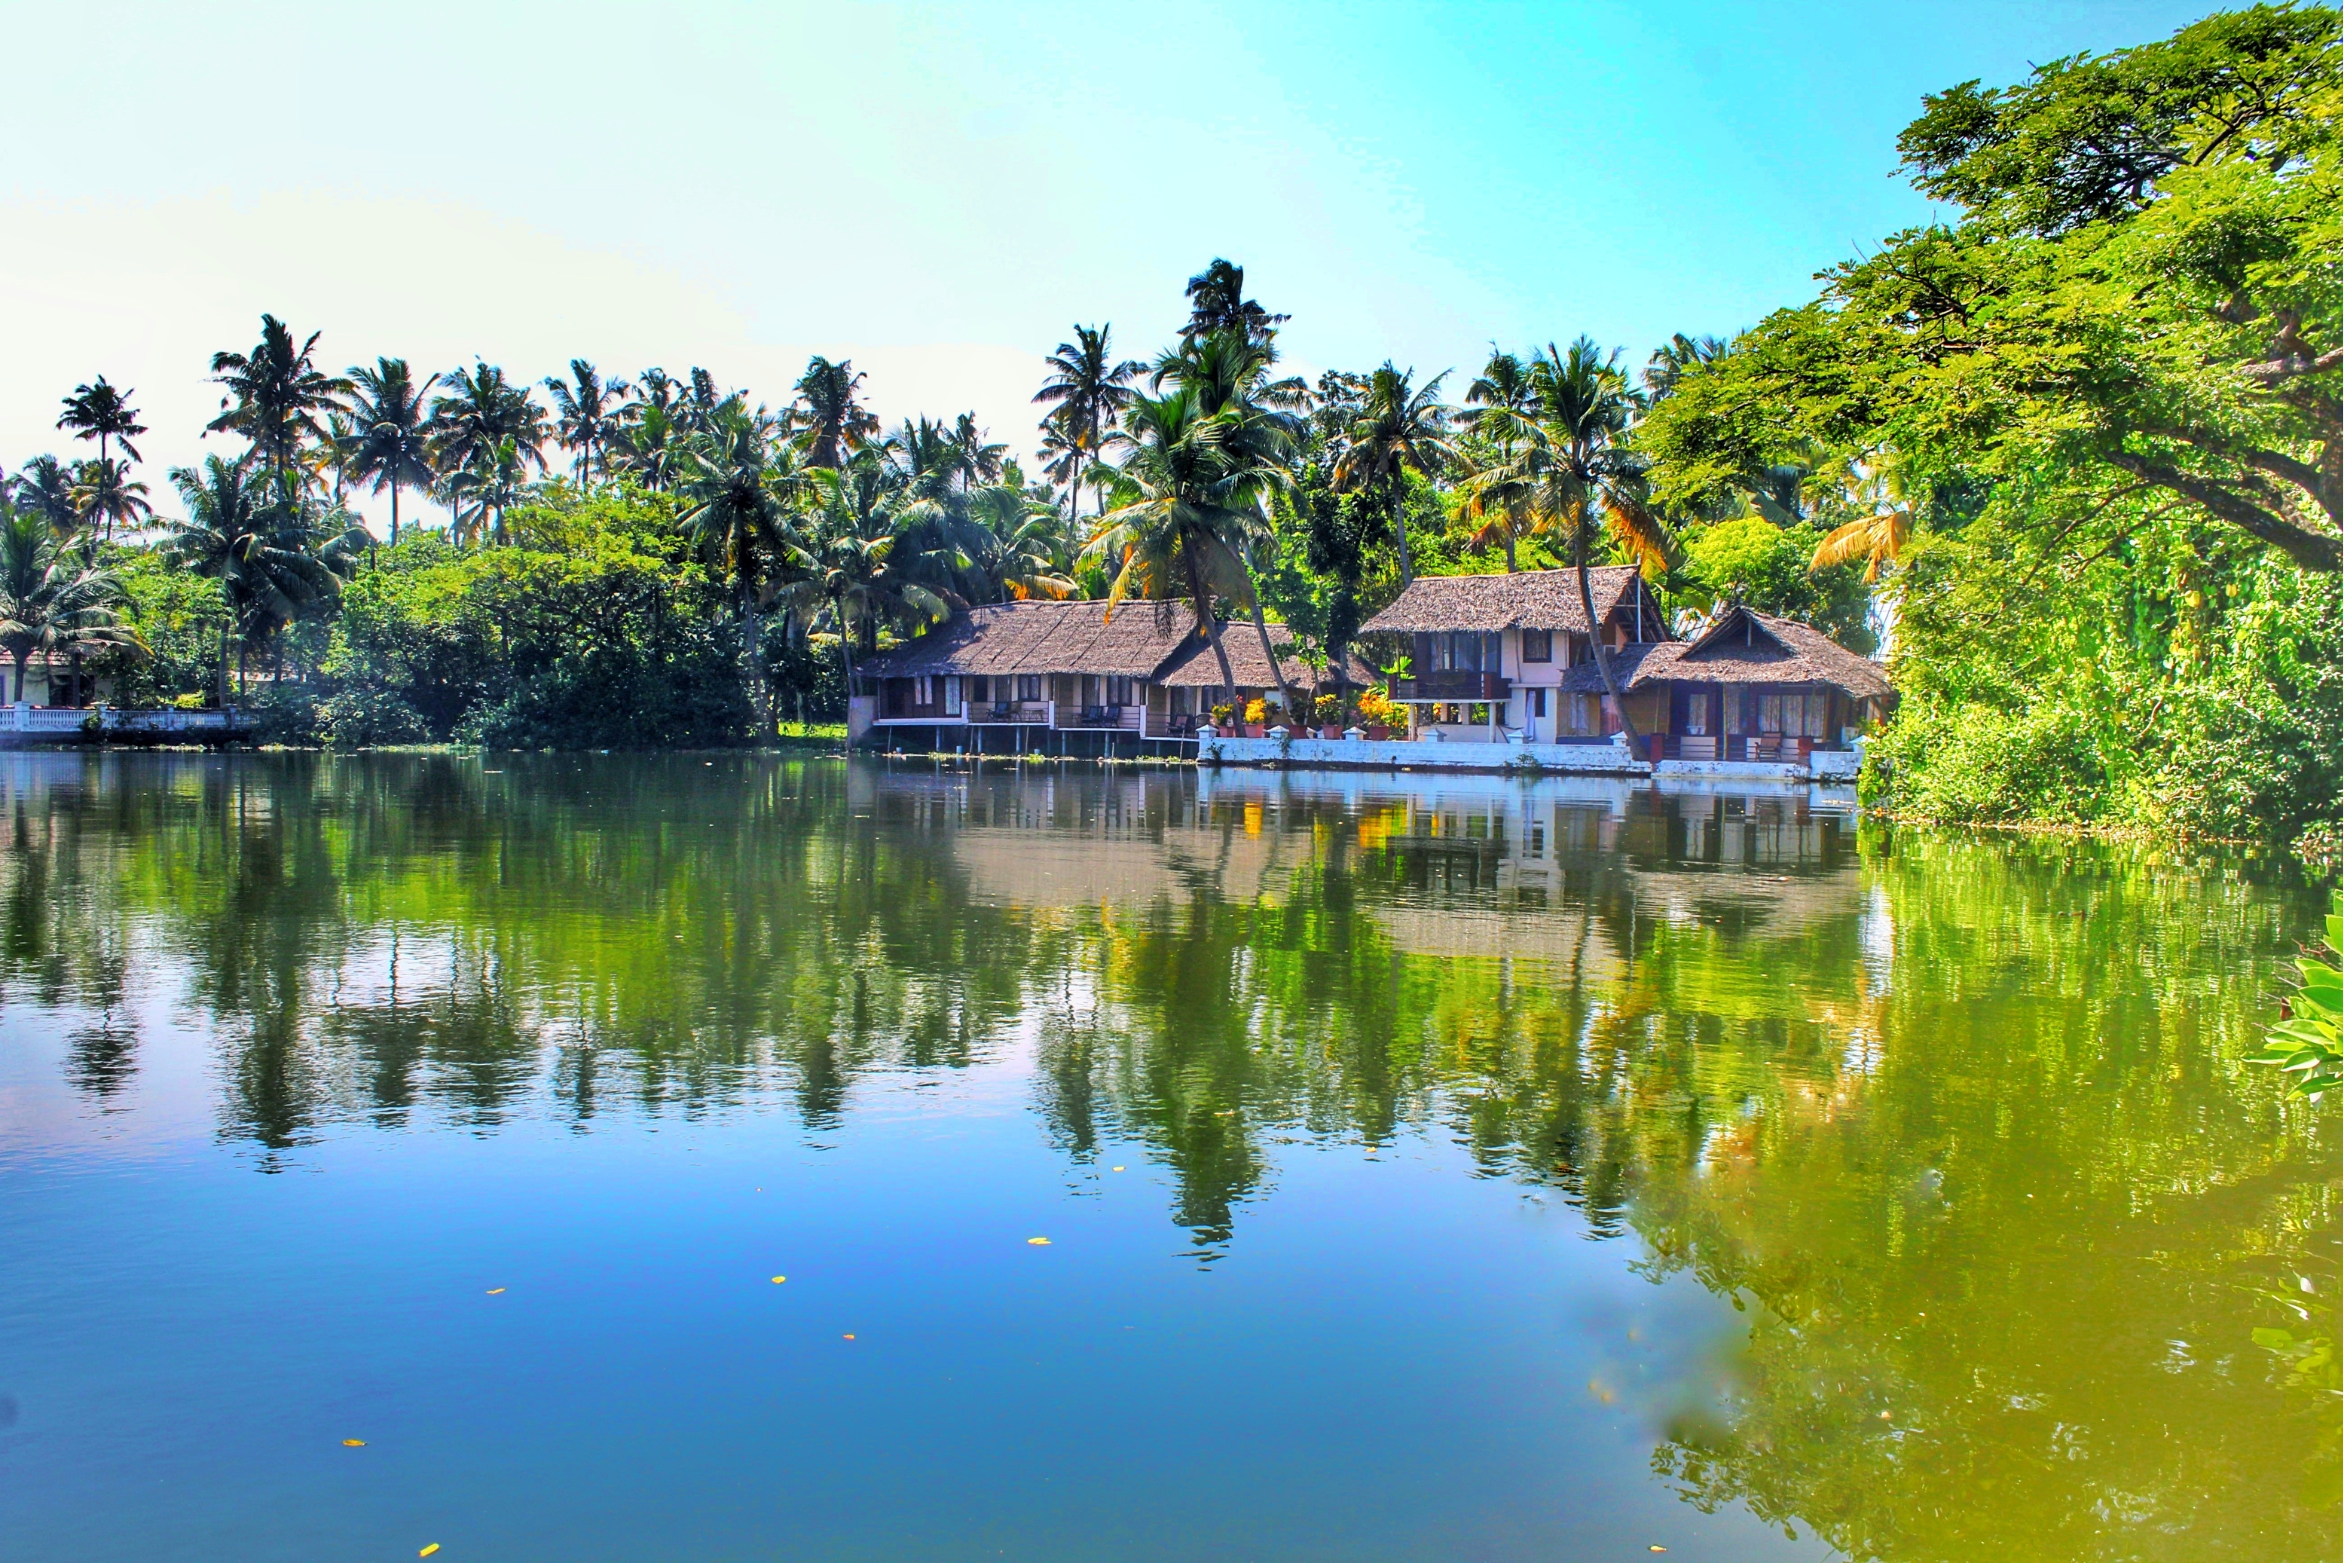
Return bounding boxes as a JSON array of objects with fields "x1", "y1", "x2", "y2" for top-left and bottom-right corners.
[{"x1": 0, "y1": 752, "x2": 2333, "y2": 1562}]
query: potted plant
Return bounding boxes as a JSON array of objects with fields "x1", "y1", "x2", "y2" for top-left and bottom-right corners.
[
  {"x1": 1313, "y1": 692, "x2": 1344, "y2": 739},
  {"x1": 1356, "y1": 685, "x2": 1394, "y2": 741},
  {"x1": 1243, "y1": 696, "x2": 1268, "y2": 738},
  {"x1": 1208, "y1": 702, "x2": 1235, "y2": 738}
]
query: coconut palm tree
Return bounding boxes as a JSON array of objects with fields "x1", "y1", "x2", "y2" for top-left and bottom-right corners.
[
  {"x1": 1462, "y1": 338, "x2": 1674, "y2": 746},
  {"x1": 1182, "y1": 258, "x2": 1288, "y2": 346},
  {"x1": 11, "y1": 456, "x2": 82, "y2": 534},
  {"x1": 790, "y1": 470, "x2": 947, "y2": 693},
  {"x1": 970, "y1": 481, "x2": 1077, "y2": 601},
  {"x1": 69, "y1": 459, "x2": 153, "y2": 542},
  {"x1": 1331, "y1": 363, "x2": 1454, "y2": 586},
  {"x1": 166, "y1": 460, "x2": 366, "y2": 696},
  {"x1": 789, "y1": 357, "x2": 879, "y2": 469},
  {"x1": 57, "y1": 377, "x2": 146, "y2": 480},
  {"x1": 441, "y1": 439, "x2": 533, "y2": 547},
  {"x1": 429, "y1": 361, "x2": 548, "y2": 483},
  {"x1": 344, "y1": 358, "x2": 439, "y2": 543},
  {"x1": 1085, "y1": 385, "x2": 1273, "y2": 715},
  {"x1": 1457, "y1": 349, "x2": 1537, "y2": 570},
  {"x1": 1031, "y1": 325, "x2": 1143, "y2": 523},
  {"x1": 544, "y1": 360, "x2": 633, "y2": 484},
  {"x1": 616, "y1": 403, "x2": 687, "y2": 492},
  {"x1": 1641, "y1": 333, "x2": 1729, "y2": 402},
  {"x1": 206, "y1": 316, "x2": 353, "y2": 481},
  {"x1": 0, "y1": 508, "x2": 143, "y2": 703},
  {"x1": 677, "y1": 406, "x2": 806, "y2": 728}
]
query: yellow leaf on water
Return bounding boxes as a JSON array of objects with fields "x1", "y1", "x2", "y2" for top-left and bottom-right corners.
[
  {"x1": 485, "y1": 1288, "x2": 505, "y2": 1295},
  {"x1": 1649, "y1": 1549, "x2": 1667, "y2": 1555},
  {"x1": 420, "y1": 1547, "x2": 441, "y2": 1558},
  {"x1": 1027, "y1": 1237, "x2": 1051, "y2": 1246},
  {"x1": 341, "y1": 1439, "x2": 365, "y2": 1447},
  {"x1": 1111, "y1": 1166, "x2": 1125, "y2": 1172},
  {"x1": 842, "y1": 1333, "x2": 855, "y2": 1340},
  {"x1": 771, "y1": 1276, "x2": 787, "y2": 1284}
]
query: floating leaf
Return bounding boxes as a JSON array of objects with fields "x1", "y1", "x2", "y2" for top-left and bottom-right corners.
[
  {"x1": 771, "y1": 1276, "x2": 787, "y2": 1284},
  {"x1": 485, "y1": 1288, "x2": 505, "y2": 1295},
  {"x1": 842, "y1": 1333, "x2": 855, "y2": 1340},
  {"x1": 342, "y1": 1439, "x2": 365, "y2": 1447},
  {"x1": 420, "y1": 1547, "x2": 440, "y2": 1558},
  {"x1": 1027, "y1": 1237, "x2": 1051, "y2": 1246},
  {"x1": 1111, "y1": 1166, "x2": 1125, "y2": 1173}
]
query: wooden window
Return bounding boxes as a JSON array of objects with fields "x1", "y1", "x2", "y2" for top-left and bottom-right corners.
[
  {"x1": 943, "y1": 677, "x2": 962, "y2": 714},
  {"x1": 914, "y1": 676, "x2": 934, "y2": 708},
  {"x1": 1105, "y1": 676, "x2": 1134, "y2": 705},
  {"x1": 1759, "y1": 692, "x2": 1782, "y2": 734},
  {"x1": 1017, "y1": 674, "x2": 1042, "y2": 702},
  {"x1": 1169, "y1": 686, "x2": 1192, "y2": 715},
  {"x1": 970, "y1": 675, "x2": 990, "y2": 703},
  {"x1": 1521, "y1": 630, "x2": 1552, "y2": 663},
  {"x1": 1526, "y1": 688, "x2": 1548, "y2": 718}
]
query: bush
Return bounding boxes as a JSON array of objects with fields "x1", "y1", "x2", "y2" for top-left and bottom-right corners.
[{"x1": 317, "y1": 686, "x2": 430, "y2": 749}]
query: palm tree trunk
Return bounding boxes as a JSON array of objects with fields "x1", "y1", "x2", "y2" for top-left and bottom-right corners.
[
  {"x1": 1204, "y1": 616, "x2": 1238, "y2": 718},
  {"x1": 10, "y1": 650, "x2": 24, "y2": 704},
  {"x1": 1247, "y1": 598, "x2": 1300, "y2": 726},
  {"x1": 741, "y1": 582, "x2": 770, "y2": 733},
  {"x1": 217, "y1": 625, "x2": 231, "y2": 708},
  {"x1": 1389, "y1": 481, "x2": 1415, "y2": 585},
  {"x1": 1577, "y1": 527, "x2": 1640, "y2": 749},
  {"x1": 389, "y1": 483, "x2": 400, "y2": 546}
]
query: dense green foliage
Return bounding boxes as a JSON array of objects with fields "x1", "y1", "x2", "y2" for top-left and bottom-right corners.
[{"x1": 1640, "y1": 3, "x2": 2341, "y2": 847}]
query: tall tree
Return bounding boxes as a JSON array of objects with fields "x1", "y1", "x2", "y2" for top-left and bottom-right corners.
[
  {"x1": 1032, "y1": 325, "x2": 1143, "y2": 523},
  {"x1": 789, "y1": 357, "x2": 879, "y2": 469},
  {"x1": 1457, "y1": 349, "x2": 1537, "y2": 570},
  {"x1": 544, "y1": 360, "x2": 633, "y2": 484},
  {"x1": 206, "y1": 316, "x2": 352, "y2": 482},
  {"x1": 678, "y1": 405, "x2": 805, "y2": 729},
  {"x1": 56, "y1": 376, "x2": 146, "y2": 483},
  {"x1": 344, "y1": 358, "x2": 440, "y2": 543},
  {"x1": 1466, "y1": 338, "x2": 1674, "y2": 746},
  {"x1": 1332, "y1": 363, "x2": 1454, "y2": 586}
]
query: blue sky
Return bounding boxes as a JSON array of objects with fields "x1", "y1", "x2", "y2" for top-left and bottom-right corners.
[{"x1": 1, "y1": 0, "x2": 2211, "y2": 521}]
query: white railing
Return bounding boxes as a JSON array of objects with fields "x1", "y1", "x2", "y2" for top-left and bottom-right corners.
[{"x1": 8, "y1": 704, "x2": 242, "y2": 738}]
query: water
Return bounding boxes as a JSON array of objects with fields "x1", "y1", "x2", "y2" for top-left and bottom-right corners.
[{"x1": 0, "y1": 752, "x2": 2332, "y2": 1562}]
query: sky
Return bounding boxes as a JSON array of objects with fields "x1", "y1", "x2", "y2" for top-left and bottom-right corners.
[{"x1": 1, "y1": 0, "x2": 2214, "y2": 530}]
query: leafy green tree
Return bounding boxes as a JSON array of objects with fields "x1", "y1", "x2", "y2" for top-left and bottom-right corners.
[
  {"x1": 206, "y1": 316, "x2": 353, "y2": 482},
  {"x1": 441, "y1": 438, "x2": 533, "y2": 547},
  {"x1": 1679, "y1": 515, "x2": 1875, "y2": 652},
  {"x1": 344, "y1": 358, "x2": 440, "y2": 543},
  {"x1": 791, "y1": 465, "x2": 946, "y2": 691},
  {"x1": 1640, "y1": 6, "x2": 2339, "y2": 572}
]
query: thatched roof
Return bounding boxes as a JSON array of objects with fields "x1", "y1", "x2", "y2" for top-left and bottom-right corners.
[
  {"x1": 1358, "y1": 566, "x2": 1646, "y2": 635},
  {"x1": 860, "y1": 599, "x2": 1202, "y2": 679},
  {"x1": 1558, "y1": 607, "x2": 1890, "y2": 699},
  {"x1": 1158, "y1": 629, "x2": 1376, "y2": 690}
]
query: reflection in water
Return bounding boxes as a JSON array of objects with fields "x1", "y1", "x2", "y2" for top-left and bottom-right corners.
[{"x1": 0, "y1": 751, "x2": 2334, "y2": 1560}]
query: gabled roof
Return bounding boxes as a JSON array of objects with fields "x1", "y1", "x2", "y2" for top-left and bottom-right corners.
[
  {"x1": 1557, "y1": 606, "x2": 1891, "y2": 699},
  {"x1": 1357, "y1": 566, "x2": 1648, "y2": 635},
  {"x1": 860, "y1": 599, "x2": 1202, "y2": 679},
  {"x1": 1158, "y1": 628, "x2": 1376, "y2": 689}
]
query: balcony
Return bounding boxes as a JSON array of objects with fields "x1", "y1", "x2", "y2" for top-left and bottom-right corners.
[
  {"x1": 1395, "y1": 671, "x2": 1510, "y2": 702},
  {"x1": 966, "y1": 701, "x2": 1051, "y2": 725}
]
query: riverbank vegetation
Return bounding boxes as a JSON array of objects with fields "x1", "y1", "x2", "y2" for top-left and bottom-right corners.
[{"x1": 2, "y1": 4, "x2": 2333, "y2": 851}]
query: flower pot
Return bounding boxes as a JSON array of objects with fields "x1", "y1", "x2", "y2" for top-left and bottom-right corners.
[
  {"x1": 1318, "y1": 724, "x2": 1342, "y2": 740},
  {"x1": 1365, "y1": 724, "x2": 1389, "y2": 741},
  {"x1": 1244, "y1": 724, "x2": 1265, "y2": 738}
]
